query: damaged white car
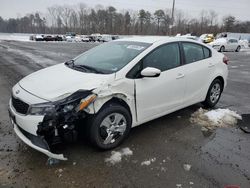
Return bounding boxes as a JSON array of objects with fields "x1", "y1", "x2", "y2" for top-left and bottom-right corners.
[{"x1": 9, "y1": 37, "x2": 228, "y2": 160}]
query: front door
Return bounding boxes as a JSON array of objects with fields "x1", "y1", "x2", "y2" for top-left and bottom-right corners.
[{"x1": 135, "y1": 43, "x2": 186, "y2": 122}]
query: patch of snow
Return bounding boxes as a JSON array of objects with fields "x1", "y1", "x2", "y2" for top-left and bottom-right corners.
[
  {"x1": 183, "y1": 164, "x2": 192, "y2": 171},
  {"x1": 205, "y1": 108, "x2": 241, "y2": 124},
  {"x1": 121, "y1": 147, "x2": 133, "y2": 156},
  {"x1": 176, "y1": 184, "x2": 182, "y2": 188},
  {"x1": 190, "y1": 108, "x2": 242, "y2": 129},
  {"x1": 141, "y1": 160, "x2": 151, "y2": 166},
  {"x1": 141, "y1": 158, "x2": 156, "y2": 166},
  {"x1": 0, "y1": 33, "x2": 30, "y2": 42},
  {"x1": 105, "y1": 147, "x2": 133, "y2": 165}
]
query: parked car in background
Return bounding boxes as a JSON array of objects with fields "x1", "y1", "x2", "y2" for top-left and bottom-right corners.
[
  {"x1": 81, "y1": 36, "x2": 90, "y2": 42},
  {"x1": 200, "y1": 34, "x2": 215, "y2": 43},
  {"x1": 210, "y1": 38, "x2": 241, "y2": 52},
  {"x1": 9, "y1": 37, "x2": 228, "y2": 160},
  {"x1": 31, "y1": 35, "x2": 44, "y2": 41},
  {"x1": 98, "y1": 34, "x2": 113, "y2": 42}
]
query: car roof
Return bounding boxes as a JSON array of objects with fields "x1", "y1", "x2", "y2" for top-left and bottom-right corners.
[{"x1": 117, "y1": 36, "x2": 198, "y2": 44}]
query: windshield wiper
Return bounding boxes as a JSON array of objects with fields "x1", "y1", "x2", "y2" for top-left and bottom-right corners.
[
  {"x1": 74, "y1": 64, "x2": 105, "y2": 74},
  {"x1": 65, "y1": 59, "x2": 75, "y2": 67}
]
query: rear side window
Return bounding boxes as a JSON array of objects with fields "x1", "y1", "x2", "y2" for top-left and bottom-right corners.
[
  {"x1": 142, "y1": 43, "x2": 181, "y2": 71},
  {"x1": 203, "y1": 47, "x2": 211, "y2": 58},
  {"x1": 183, "y1": 42, "x2": 211, "y2": 64},
  {"x1": 183, "y1": 43, "x2": 204, "y2": 64}
]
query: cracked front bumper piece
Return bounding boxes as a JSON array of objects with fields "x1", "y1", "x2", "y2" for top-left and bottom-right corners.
[
  {"x1": 9, "y1": 101, "x2": 67, "y2": 161},
  {"x1": 13, "y1": 122, "x2": 67, "y2": 160}
]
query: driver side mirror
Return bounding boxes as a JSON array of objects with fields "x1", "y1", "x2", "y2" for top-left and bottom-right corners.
[{"x1": 140, "y1": 67, "x2": 161, "y2": 78}]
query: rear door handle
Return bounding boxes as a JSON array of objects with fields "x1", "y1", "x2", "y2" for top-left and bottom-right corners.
[{"x1": 176, "y1": 73, "x2": 185, "y2": 79}]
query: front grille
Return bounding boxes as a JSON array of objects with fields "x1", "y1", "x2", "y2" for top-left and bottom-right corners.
[{"x1": 12, "y1": 96, "x2": 29, "y2": 115}]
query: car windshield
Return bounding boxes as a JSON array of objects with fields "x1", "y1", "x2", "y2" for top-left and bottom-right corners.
[{"x1": 72, "y1": 41, "x2": 151, "y2": 74}]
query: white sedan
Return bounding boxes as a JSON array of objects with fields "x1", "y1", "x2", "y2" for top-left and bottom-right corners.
[
  {"x1": 9, "y1": 37, "x2": 228, "y2": 160},
  {"x1": 210, "y1": 38, "x2": 241, "y2": 52}
]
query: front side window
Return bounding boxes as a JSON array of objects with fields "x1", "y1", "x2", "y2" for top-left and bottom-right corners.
[
  {"x1": 73, "y1": 41, "x2": 151, "y2": 74},
  {"x1": 142, "y1": 43, "x2": 181, "y2": 71},
  {"x1": 183, "y1": 42, "x2": 205, "y2": 64}
]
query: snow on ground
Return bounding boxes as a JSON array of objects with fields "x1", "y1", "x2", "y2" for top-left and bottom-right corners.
[
  {"x1": 183, "y1": 164, "x2": 192, "y2": 171},
  {"x1": 141, "y1": 158, "x2": 156, "y2": 166},
  {"x1": 105, "y1": 147, "x2": 133, "y2": 165},
  {"x1": 0, "y1": 33, "x2": 30, "y2": 42},
  {"x1": 190, "y1": 108, "x2": 242, "y2": 129}
]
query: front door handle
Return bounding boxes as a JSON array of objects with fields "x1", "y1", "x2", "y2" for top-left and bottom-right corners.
[{"x1": 176, "y1": 73, "x2": 185, "y2": 79}]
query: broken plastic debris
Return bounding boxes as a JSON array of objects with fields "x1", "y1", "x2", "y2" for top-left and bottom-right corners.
[
  {"x1": 183, "y1": 164, "x2": 192, "y2": 171},
  {"x1": 47, "y1": 157, "x2": 60, "y2": 165}
]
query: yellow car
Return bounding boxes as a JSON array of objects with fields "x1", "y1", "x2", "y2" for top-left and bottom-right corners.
[{"x1": 200, "y1": 34, "x2": 215, "y2": 43}]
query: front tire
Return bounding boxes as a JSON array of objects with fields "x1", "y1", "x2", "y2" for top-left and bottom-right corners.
[
  {"x1": 202, "y1": 79, "x2": 223, "y2": 108},
  {"x1": 88, "y1": 102, "x2": 132, "y2": 150}
]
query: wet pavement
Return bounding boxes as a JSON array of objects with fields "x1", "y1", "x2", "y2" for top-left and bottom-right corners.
[{"x1": 0, "y1": 40, "x2": 249, "y2": 188}]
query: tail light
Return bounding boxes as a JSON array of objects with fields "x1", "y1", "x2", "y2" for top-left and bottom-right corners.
[{"x1": 223, "y1": 56, "x2": 229, "y2": 65}]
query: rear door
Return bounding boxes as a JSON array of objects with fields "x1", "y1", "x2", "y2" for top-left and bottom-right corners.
[
  {"x1": 133, "y1": 42, "x2": 186, "y2": 122},
  {"x1": 181, "y1": 42, "x2": 214, "y2": 106}
]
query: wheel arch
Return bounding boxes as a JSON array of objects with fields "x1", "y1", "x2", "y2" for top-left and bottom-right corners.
[
  {"x1": 214, "y1": 76, "x2": 225, "y2": 91},
  {"x1": 102, "y1": 97, "x2": 133, "y2": 119},
  {"x1": 86, "y1": 93, "x2": 135, "y2": 124}
]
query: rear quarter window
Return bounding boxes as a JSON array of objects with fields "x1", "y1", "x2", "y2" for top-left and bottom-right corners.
[
  {"x1": 203, "y1": 47, "x2": 211, "y2": 59},
  {"x1": 182, "y1": 42, "x2": 211, "y2": 64}
]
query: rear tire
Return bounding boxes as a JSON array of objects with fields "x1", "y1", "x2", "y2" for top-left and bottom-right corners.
[
  {"x1": 235, "y1": 46, "x2": 241, "y2": 52},
  {"x1": 202, "y1": 79, "x2": 223, "y2": 108},
  {"x1": 219, "y1": 46, "x2": 225, "y2": 52},
  {"x1": 88, "y1": 102, "x2": 132, "y2": 150}
]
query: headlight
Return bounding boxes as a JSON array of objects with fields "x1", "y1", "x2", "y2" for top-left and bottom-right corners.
[
  {"x1": 28, "y1": 92, "x2": 97, "y2": 115},
  {"x1": 75, "y1": 94, "x2": 97, "y2": 112},
  {"x1": 29, "y1": 104, "x2": 55, "y2": 115},
  {"x1": 61, "y1": 94, "x2": 97, "y2": 113}
]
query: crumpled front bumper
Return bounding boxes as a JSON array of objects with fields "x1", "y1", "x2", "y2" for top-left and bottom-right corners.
[
  {"x1": 9, "y1": 103, "x2": 67, "y2": 160},
  {"x1": 13, "y1": 122, "x2": 67, "y2": 160}
]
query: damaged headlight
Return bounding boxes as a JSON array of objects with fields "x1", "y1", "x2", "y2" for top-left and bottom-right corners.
[
  {"x1": 28, "y1": 91, "x2": 97, "y2": 116},
  {"x1": 29, "y1": 103, "x2": 55, "y2": 115},
  {"x1": 61, "y1": 94, "x2": 97, "y2": 113}
]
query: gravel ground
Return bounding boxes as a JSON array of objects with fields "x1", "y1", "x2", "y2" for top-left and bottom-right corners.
[{"x1": 0, "y1": 40, "x2": 250, "y2": 188}]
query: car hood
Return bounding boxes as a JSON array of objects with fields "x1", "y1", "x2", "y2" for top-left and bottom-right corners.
[{"x1": 19, "y1": 63, "x2": 115, "y2": 101}]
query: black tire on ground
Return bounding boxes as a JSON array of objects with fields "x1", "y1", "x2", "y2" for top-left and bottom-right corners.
[
  {"x1": 236, "y1": 46, "x2": 241, "y2": 52},
  {"x1": 202, "y1": 79, "x2": 223, "y2": 108},
  {"x1": 88, "y1": 102, "x2": 132, "y2": 150},
  {"x1": 219, "y1": 46, "x2": 225, "y2": 52}
]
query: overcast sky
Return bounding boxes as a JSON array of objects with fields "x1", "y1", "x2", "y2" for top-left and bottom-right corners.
[{"x1": 1, "y1": 0, "x2": 249, "y2": 21}]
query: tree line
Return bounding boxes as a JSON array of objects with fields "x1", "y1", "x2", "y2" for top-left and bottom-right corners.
[{"x1": 0, "y1": 3, "x2": 250, "y2": 36}]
